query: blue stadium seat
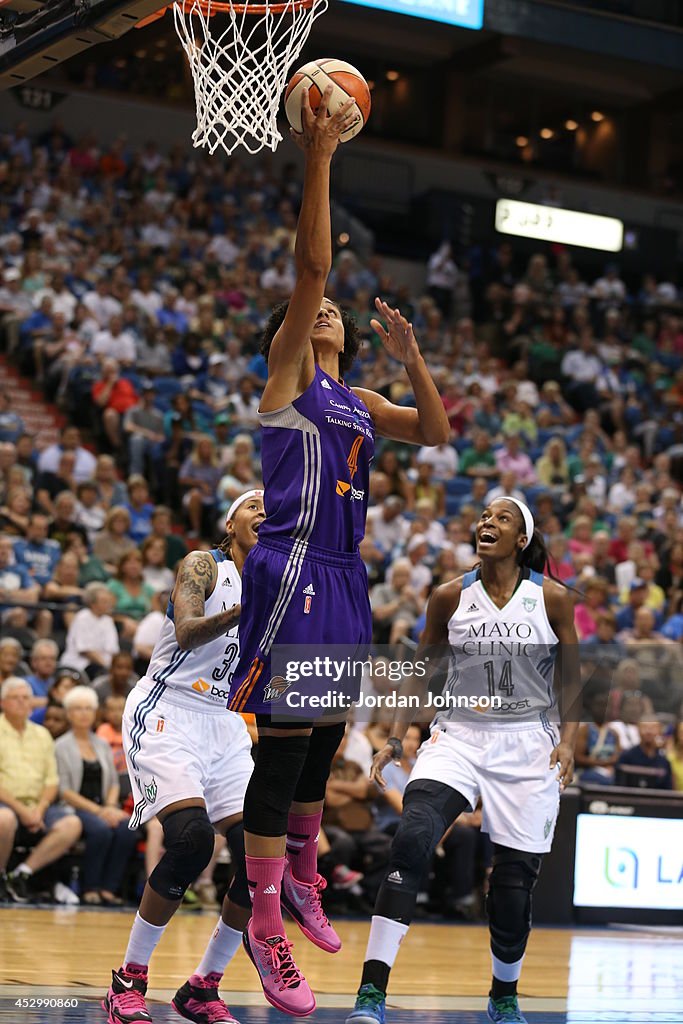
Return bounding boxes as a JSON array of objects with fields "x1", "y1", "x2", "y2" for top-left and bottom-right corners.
[{"x1": 446, "y1": 477, "x2": 474, "y2": 496}]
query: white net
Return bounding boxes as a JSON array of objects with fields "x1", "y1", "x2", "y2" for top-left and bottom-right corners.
[{"x1": 173, "y1": 0, "x2": 328, "y2": 156}]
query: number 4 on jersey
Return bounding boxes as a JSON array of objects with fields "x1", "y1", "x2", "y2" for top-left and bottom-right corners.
[{"x1": 484, "y1": 659, "x2": 514, "y2": 697}]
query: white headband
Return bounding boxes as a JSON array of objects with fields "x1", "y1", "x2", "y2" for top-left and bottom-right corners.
[
  {"x1": 505, "y1": 497, "x2": 535, "y2": 550},
  {"x1": 226, "y1": 489, "x2": 264, "y2": 525}
]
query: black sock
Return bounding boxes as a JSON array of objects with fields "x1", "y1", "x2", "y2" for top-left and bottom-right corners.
[
  {"x1": 491, "y1": 977, "x2": 518, "y2": 1000},
  {"x1": 360, "y1": 960, "x2": 390, "y2": 995}
]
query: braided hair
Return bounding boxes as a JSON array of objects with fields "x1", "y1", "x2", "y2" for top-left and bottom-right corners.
[{"x1": 260, "y1": 301, "x2": 362, "y2": 379}]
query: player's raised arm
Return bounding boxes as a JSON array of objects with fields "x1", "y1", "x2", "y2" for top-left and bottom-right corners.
[
  {"x1": 261, "y1": 88, "x2": 357, "y2": 405},
  {"x1": 353, "y1": 299, "x2": 450, "y2": 446},
  {"x1": 173, "y1": 551, "x2": 240, "y2": 650},
  {"x1": 371, "y1": 578, "x2": 461, "y2": 788},
  {"x1": 545, "y1": 579, "x2": 581, "y2": 789}
]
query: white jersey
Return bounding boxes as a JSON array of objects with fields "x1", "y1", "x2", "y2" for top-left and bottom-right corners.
[
  {"x1": 433, "y1": 567, "x2": 559, "y2": 729},
  {"x1": 145, "y1": 548, "x2": 241, "y2": 712}
]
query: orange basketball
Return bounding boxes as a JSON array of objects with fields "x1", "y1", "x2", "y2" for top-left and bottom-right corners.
[{"x1": 284, "y1": 58, "x2": 371, "y2": 143}]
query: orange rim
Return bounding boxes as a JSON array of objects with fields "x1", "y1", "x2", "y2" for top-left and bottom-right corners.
[
  {"x1": 137, "y1": 0, "x2": 314, "y2": 28},
  {"x1": 180, "y1": 0, "x2": 314, "y2": 12}
]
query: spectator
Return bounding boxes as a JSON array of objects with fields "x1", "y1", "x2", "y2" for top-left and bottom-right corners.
[
  {"x1": 123, "y1": 382, "x2": 165, "y2": 477},
  {"x1": 575, "y1": 689, "x2": 621, "y2": 785},
  {"x1": 124, "y1": 475, "x2": 155, "y2": 545},
  {"x1": 36, "y1": 425, "x2": 96, "y2": 484},
  {"x1": 62, "y1": 583, "x2": 119, "y2": 678},
  {"x1": 0, "y1": 677, "x2": 82, "y2": 904},
  {"x1": 140, "y1": 535, "x2": 175, "y2": 593},
  {"x1": 42, "y1": 551, "x2": 86, "y2": 634},
  {"x1": 416, "y1": 442, "x2": 458, "y2": 479},
  {"x1": 494, "y1": 432, "x2": 537, "y2": 486},
  {"x1": 25, "y1": 639, "x2": 59, "y2": 723},
  {"x1": 0, "y1": 637, "x2": 27, "y2": 687},
  {"x1": 610, "y1": 690, "x2": 652, "y2": 752},
  {"x1": 92, "y1": 358, "x2": 139, "y2": 451},
  {"x1": 0, "y1": 534, "x2": 40, "y2": 608},
  {"x1": 370, "y1": 558, "x2": 424, "y2": 648},
  {"x1": 323, "y1": 733, "x2": 392, "y2": 903},
  {"x1": 14, "y1": 514, "x2": 60, "y2": 586},
  {"x1": 93, "y1": 454, "x2": 128, "y2": 510},
  {"x1": 621, "y1": 607, "x2": 683, "y2": 711},
  {"x1": 0, "y1": 390, "x2": 25, "y2": 444},
  {"x1": 148, "y1": 505, "x2": 187, "y2": 569},
  {"x1": 616, "y1": 578, "x2": 651, "y2": 632},
  {"x1": 426, "y1": 242, "x2": 458, "y2": 319},
  {"x1": 459, "y1": 430, "x2": 498, "y2": 479},
  {"x1": 55, "y1": 686, "x2": 138, "y2": 904},
  {"x1": 228, "y1": 377, "x2": 260, "y2": 430},
  {"x1": 574, "y1": 578, "x2": 610, "y2": 640},
  {"x1": 48, "y1": 490, "x2": 89, "y2": 550},
  {"x1": 42, "y1": 703, "x2": 69, "y2": 742},
  {"x1": 178, "y1": 435, "x2": 222, "y2": 538},
  {"x1": 132, "y1": 590, "x2": 167, "y2": 669},
  {"x1": 92, "y1": 506, "x2": 136, "y2": 573},
  {"x1": 365, "y1": 495, "x2": 409, "y2": 559},
  {"x1": 616, "y1": 719, "x2": 673, "y2": 789},
  {"x1": 92, "y1": 651, "x2": 137, "y2": 705},
  {"x1": 107, "y1": 549, "x2": 154, "y2": 641},
  {"x1": 408, "y1": 462, "x2": 445, "y2": 517},
  {"x1": 535, "y1": 438, "x2": 570, "y2": 492},
  {"x1": 74, "y1": 479, "x2": 106, "y2": 545},
  {"x1": 666, "y1": 720, "x2": 683, "y2": 791}
]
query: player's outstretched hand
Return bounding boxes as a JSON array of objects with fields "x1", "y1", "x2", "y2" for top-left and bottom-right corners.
[
  {"x1": 290, "y1": 85, "x2": 358, "y2": 157},
  {"x1": 370, "y1": 743, "x2": 399, "y2": 789},
  {"x1": 550, "y1": 742, "x2": 575, "y2": 791},
  {"x1": 371, "y1": 297, "x2": 421, "y2": 367}
]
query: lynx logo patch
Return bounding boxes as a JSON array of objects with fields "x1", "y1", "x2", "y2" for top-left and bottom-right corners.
[
  {"x1": 523, "y1": 597, "x2": 537, "y2": 612},
  {"x1": 144, "y1": 778, "x2": 158, "y2": 804}
]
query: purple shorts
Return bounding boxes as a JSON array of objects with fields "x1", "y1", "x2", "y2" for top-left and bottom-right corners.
[{"x1": 228, "y1": 536, "x2": 372, "y2": 717}]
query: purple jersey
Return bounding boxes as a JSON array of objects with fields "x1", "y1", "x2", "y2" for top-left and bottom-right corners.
[{"x1": 257, "y1": 364, "x2": 375, "y2": 553}]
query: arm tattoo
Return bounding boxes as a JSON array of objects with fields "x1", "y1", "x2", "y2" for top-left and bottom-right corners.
[{"x1": 174, "y1": 553, "x2": 240, "y2": 650}]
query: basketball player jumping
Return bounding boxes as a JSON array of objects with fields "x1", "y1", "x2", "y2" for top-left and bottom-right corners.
[
  {"x1": 103, "y1": 491, "x2": 265, "y2": 1024},
  {"x1": 347, "y1": 497, "x2": 580, "y2": 1024},
  {"x1": 225, "y1": 86, "x2": 450, "y2": 1016}
]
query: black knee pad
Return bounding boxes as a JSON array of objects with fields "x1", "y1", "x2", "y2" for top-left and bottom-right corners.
[
  {"x1": 293, "y1": 722, "x2": 346, "y2": 803},
  {"x1": 375, "y1": 780, "x2": 470, "y2": 924},
  {"x1": 224, "y1": 820, "x2": 250, "y2": 911},
  {"x1": 243, "y1": 734, "x2": 310, "y2": 837},
  {"x1": 487, "y1": 846, "x2": 543, "y2": 964},
  {"x1": 149, "y1": 807, "x2": 215, "y2": 902}
]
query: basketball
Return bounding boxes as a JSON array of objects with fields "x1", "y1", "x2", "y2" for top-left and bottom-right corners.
[{"x1": 285, "y1": 58, "x2": 371, "y2": 143}]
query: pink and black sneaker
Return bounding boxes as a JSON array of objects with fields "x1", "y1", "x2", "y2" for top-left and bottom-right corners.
[
  {"x1": 281, "y1": 862, "x2": 342, "y2": 953},
  {"x1": 102, "y1": 964, "x2": 152, "y2": 1024},
  {"x1": 242, "y1": 920, "x2": 315, "y2": 1017},
  {"x1": 172, "y1": 973, "x2": 241, "y2": 1023}
]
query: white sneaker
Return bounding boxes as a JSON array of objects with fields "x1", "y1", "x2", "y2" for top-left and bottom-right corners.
[{"x1": 53, "y1": 881, "x2": 79, "y2": 905}]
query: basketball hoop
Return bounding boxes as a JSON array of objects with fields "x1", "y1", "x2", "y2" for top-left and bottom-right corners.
[{"x1": 172, "y1": 0, "x2": 328, "y2": 155}]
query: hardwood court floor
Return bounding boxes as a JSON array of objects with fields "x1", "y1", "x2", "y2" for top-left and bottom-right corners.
[{"x1": 0, "y1": 907, "x2": 681, "y2": 1023}]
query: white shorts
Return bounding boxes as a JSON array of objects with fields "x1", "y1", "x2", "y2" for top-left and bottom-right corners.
[
  {"x1": 123, "y1": 682, "x2": 253, "y2": 829},
  {"x1": 408, "y1": 722, "x2": 561, "y2": 853}
]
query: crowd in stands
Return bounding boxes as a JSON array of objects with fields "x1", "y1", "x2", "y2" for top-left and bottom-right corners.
[{"x1": 1, "y1": 121, "x2": 683, "y2": 912}]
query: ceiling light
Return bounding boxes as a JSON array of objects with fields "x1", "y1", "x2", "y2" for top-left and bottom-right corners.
[
  {"x1": 591, "y1": 111, "x2": 604, "y2": 122},
  {"x1": 516, "y1": 136, "x2": 529, "y2": 147},
  {"x1": 540, "y1": 128, "x2": 554, "y2": 140},
  {"x1": 565, "y1": 119, "x2": 578, "y2": 131},
  {"x1": 385, "y1": 70, "x2": 400, "y2": 82}
]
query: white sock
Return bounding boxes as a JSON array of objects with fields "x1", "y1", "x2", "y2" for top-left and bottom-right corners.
[
  {"x1": 195, "y1": 919, "x2": 243, "y2": 979},
  {"x1": 491, "y1": 953, "x2": 525, "y2": 983},
  {"x1": 124, "y1": 913, "x2": 167, "y2": 969},
  {"x1": 365, "y1": 915, "x2": 409, "y2": 968},
  {"x1": 15, "y1": 863, "x2": 33, "y2": 877}
]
